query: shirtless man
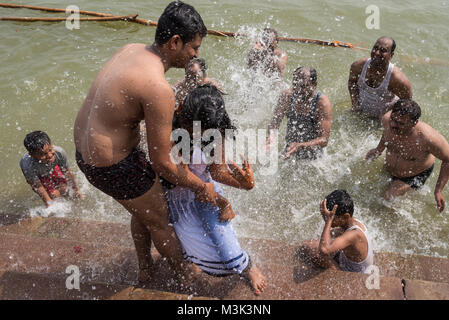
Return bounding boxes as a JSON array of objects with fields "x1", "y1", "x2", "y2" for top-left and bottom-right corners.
[
  {"x1": 173, "y1": 58, "x2": 221, "y2": 109},
  {"x1": 348, "y1": 37, "x2": 412, "y2": 119},
  {"x1": 366, "y1": 99, "x2": 449, "y2": 212},
  {"x1": 74, "y1": 1, "x2": 220, "y2": 285},
  {"x1": 267, "y1": 66, "x2": 332, "y2": 160},
  {"x1": 247, "y1": 28, "x2": 287, "y2": 77}
]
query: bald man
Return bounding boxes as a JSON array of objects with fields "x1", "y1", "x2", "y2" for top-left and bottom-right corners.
[{"x1": 348, "y1": 37, "x2": 412, "y2": 119}]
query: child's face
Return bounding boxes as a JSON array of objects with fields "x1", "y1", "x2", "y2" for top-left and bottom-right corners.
[{"x1": 31, "y1": 143, "x2": 55, "y2": 163}]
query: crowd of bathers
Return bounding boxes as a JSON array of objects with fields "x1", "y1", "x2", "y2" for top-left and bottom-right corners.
[{"x1": 17, "y1": 1, "x2": 449, "y2": 296}]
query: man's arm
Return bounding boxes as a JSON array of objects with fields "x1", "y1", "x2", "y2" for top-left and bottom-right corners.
[
  {"x1": 284, "y1": 95, "x2": 332, "y2": 159},
  {"x1": 141, "y1": 80, "x2": 218, "y2": 203},
  {"x1": 274, "y1": 49, "x2": 287, "y2": 76},
  {"x1": 426, "y1": 128, "x2": 449, "y2": 212},
  {"x1": 348, "y1": 60, "x2": 363, "y2": 112},
  {"x1": 268, "y1": 90, "x2": 290, "y2": 131},
  {"x1": 389, "y1": 68, "x2": 413, "y2": 100}
]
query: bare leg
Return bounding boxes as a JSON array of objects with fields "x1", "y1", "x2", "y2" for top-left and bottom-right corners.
[
  {"x1": 130, "y1": 215, "x2": 153, "y2": 283},
  {"x1": 241, "y1": 258, "x2": 267, "y2": 296},
  {"x1": 117, "y1": 178, "x2": 202, "y2": 285},
  {"x1": 384, "y1": 179, "x2": 413, "y2": 202}
]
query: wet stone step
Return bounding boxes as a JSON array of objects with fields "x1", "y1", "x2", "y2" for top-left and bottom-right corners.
[
  {"x1": 2, "y1": 216, "x2": 449, "y2": 298},
  {"x1": 0, "y1": 269, "x2": 213, "y2": 300}
]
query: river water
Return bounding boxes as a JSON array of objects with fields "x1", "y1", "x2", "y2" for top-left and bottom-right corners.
[{"x1": 1, "y1": 0, "x2": 448, "y2": 258}]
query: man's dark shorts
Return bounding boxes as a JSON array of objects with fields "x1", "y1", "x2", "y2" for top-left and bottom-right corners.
[
  {"x1": 76, "y1": 148, "x2": 156, "y2": 200},
  {"x1": 391, "y1": 164, "x2": 434, "y2": 190}
]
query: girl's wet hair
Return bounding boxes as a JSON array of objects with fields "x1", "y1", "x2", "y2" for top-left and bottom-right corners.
[{"x1": 175, "y1": 84, "x2": 236, "y2": 137}]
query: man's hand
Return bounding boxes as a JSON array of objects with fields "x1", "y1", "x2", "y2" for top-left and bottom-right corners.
[
  {"x1": 194, "y1": 182, "x2": 218, "y2": 206},
  {"x1": 219, "y1": 203, "x2": 235, "y2": 222},
  {"x1": 435, "y1": 191, "x2": 445, "y2": 212},
  {"x1": 365, "y1": 148, "x2": 381, "y2": 162},
  {"x1": 284, "y1": 142, "x2": 303, "y2": 159},
  {"x1": 320, "y1": 198, "x2": 337, "y2": 222}
]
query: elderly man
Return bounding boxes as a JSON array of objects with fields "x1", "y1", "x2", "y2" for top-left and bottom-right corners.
[
  {"x1": 267, "y1": 66, "x2": 332, "y2": 160},
  {"x1": 248, "y1": 27, "x2": 287, "y2": 77},
  {"x1": 74, "y1": 2, "x2": 220, "y2": 285},
  {"x1": 366, "y1": 99, "x2": 449, "y2": 212},
  {"x1": 173, "y1": 58, "x2": 221, "y2": 108},
  {"x1": 348, "y1": 36, "x2": 412, "y2": 119}
]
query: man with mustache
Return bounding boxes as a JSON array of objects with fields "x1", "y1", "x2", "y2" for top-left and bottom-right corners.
[
  {"x1": 348, "y1": 37, "x2": 412, "y2": 119},
  {"x1": 366, "y1": 99, "x2": 449, "y2": 212}
]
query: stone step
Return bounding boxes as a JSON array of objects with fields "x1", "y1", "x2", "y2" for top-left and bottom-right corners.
[
  {"x1": 3, "y1": 216, "x2": 449, "y2": 285},
  {"x1": 1, "y1": 216, "x2": 449, "y2": 299},
  {"x1": 0, "y1": 269, "x2": 213, "y2": 300},
  {"x1": 0, "y1": 230, "x2": 404, "y2": 300}
]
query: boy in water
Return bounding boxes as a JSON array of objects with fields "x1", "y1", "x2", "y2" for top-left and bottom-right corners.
[
  {"x1": 299, "y1": 190, "x2": 374, "y2": 274},
  {"x1": 20, "y1": 131, "x2": 82, "y2": 207}
]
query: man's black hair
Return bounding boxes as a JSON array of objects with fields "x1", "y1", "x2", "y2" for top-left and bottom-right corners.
[
  {"x1": 155, "y1": 1, "x2": 207, "y2": 45},
  {"x1": 325, "y1": 189, "x2": 354, "y2": 217},
  {"x1": 392, "y1": 99, "x2": 421, "y2": 123},
  {"x1": 177, "y1": 83, "x2": 236, "y2": 137},
  {"x1": 293, "y1": 66, "x2": 318, "y2": 85},
  {"x1": 24, "y1": 131, "x2": 51, "y2": 154}
]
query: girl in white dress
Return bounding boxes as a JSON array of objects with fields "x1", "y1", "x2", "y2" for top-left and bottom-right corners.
[{"x1": 165, "y1": 84, "x2": 267, "y2": 295}]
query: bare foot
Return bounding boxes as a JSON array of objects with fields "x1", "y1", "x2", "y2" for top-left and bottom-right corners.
[
  {"x1": 137, "y1": 266, "x2": 154, "y2": 287},
  {"x1": 244, "y1": 266, "x2": 267, "y2": 296}
]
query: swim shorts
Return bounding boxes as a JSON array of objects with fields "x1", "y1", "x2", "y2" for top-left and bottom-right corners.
[
  {"x1": 391, "y1": 164, "x2": 434, "y2": 190},
  {"x1": 76, "y1": 148, "x2": 156, "y2": 200},
  {"x1": 39, "y1": 164, "x2": 67, "y2": 194}
]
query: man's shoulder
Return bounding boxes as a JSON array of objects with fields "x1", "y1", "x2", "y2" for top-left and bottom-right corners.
[
  {"x1": 416, "y1": 121, "x2": 441, "y2": 141},
  {"x1": 350, "y1": 57, "x2": 369, "y2": 72},
  {"x1": 390, "y1": 65, "x2": 410, "y2": 85}
]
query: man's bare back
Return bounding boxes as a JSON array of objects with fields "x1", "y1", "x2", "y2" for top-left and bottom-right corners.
[{"x1": 74, "y1": 43, "x2": 168, "y2": 166}]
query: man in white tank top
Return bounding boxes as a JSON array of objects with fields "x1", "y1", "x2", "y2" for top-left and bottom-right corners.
[{"x1": 348, "y1": 37, "x2": 412, "y2": 119}]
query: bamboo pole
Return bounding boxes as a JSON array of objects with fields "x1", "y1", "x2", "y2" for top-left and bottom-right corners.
[
  {"x1": 0, "y1": 2, "x2": 359, "y2": 48},
  {"x1": 0, "y1": 14, "x2": 138, "y2": 22},
  {"x1": 0, "y1": 3, "x2": 155, "y2": 26},
  {"x1": 1, "y1": 2, "x2": 447, "y2": 65}
]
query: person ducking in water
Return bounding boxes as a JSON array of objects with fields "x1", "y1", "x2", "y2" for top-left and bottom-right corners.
[{"x1": 298, "y1": 190, "x2": 374, "y2": 274}]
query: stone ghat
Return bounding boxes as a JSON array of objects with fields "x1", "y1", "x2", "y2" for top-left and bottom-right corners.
[{"x1": 0, "y1": 215, "x2": 448, "y2": 300}]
